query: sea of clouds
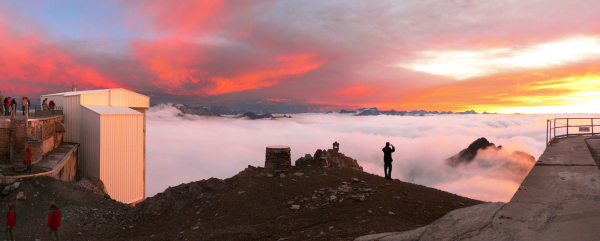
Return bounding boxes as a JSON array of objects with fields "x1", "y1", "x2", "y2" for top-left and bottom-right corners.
[{"x1": 146, "y1": 104, "x2": 593, "y2": 202}]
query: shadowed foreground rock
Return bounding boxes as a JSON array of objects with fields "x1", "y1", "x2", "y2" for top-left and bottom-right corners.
[{"x1": 355, "y1": 202, "x2": 508, "y2": 241}]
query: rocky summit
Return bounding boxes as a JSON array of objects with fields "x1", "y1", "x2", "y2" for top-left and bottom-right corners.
[
  {"x1": 0, "y1": 151, "x2": 485, "y2": 240},
  {"x1": 446, "y1": 137, "x2": 535, "y2": 167},
  {"x1": 296, "y1": 149, "x2": 364, "y2": 171}
]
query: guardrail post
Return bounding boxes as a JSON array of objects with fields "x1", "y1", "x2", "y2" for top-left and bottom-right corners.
[
  {"x1": 567, "y1": 119, "x2": 569, "y2": 138},
  {"x1": 546, "y1": 120, "x2": 549, "y2": 147},
  {"x1": 554, "y1": 119, "x2": 556, "y2": 139},
  {"x1": 593, "y1": 119, "x2": 595, "y2": 136}
]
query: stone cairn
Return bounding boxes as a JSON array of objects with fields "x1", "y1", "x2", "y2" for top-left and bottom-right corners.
[{"x1": 265, "y1": 145, "x2": 291, "y2": 172}]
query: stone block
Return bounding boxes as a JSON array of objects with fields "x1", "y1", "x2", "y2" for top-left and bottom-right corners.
[{"x1": 265, "y1": 145, "x2": 291, "y2": 171}]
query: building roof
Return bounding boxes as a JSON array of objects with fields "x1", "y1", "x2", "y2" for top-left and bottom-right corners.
[
  {"x1": 41, "y1": 88, "x2": 119, "y2": 97},
  {"x1": 42, "y1": 88, "x2": 149, "y2": 98},
  {"x1": 82, "y1": 105, "x2": 143, "y2": 115}
]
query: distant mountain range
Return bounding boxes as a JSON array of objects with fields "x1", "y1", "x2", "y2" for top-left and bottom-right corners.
[
  {"x1": 172, "y1": 104, "x2": 292, "y2": 119},
  {"x1": 354, "y1": 107, "x2": 460, "y2": 116},
  {"x1": 172, "y1": 104, "x2": 221, "y2": 117},
  {"x1": 167, "y1": 103, "x2": 490, "y2": 117}
]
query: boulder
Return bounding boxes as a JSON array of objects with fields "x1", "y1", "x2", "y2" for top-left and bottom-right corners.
[
  {"x1": 76, "y1": 178, "x2": 110, "y2": 198},
  {"x1": 16, "y1": 192, "x2": 26, "y2": 201},
  {"x1": 2, "y1": 181, "x2": 20, "y2": 195},
  {"x1": 201, "y1": 178, "x2": 226, "y2": 191},
  {"x1": 294, "y1": 154, "x2": 314, "y2": 167}
]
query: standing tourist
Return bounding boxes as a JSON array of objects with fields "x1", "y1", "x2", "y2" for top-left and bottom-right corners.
[
  {"x1": 49, "y1": 99, "x2": 56, "y2": 110},
  {"x1": 47, "y1": 201, "x2": 61, "y2": 241},
  {"x1": 5, "y1": 97, "x2": 10, "y2": 116},
  {"x1": 382, "y1": 142, "x2": 395, "y2": 180},
  {"x1": 5, "y1": 203, "x2": 15, "y2": 241},
  {"x1": 21, "y1": 97, "x2": 26, "y2": 116},
  {"x1": 26, "y1": 97, "x2": 31, "y2": 115},
  {"x1": 23, "y1": 146, "x2": 33, "y2": 173},
  {"x1": 42, "y1": 98, "x2": 48, "y2": 110},
  {"x1": 10, "y1": 97, "x2": 16, "y2": 115}
]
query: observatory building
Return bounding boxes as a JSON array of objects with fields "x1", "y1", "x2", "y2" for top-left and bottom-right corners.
[
  {"x1": 0, "y1": 88, "x2": 148, "y2": 205},
  {"x1": 40, "y1": 88, "x2": 149, "y2": 204}
]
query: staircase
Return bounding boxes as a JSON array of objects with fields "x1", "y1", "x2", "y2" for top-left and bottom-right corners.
[{"x1": 10, "y1": 119, "x2": 26, "y2": 166}]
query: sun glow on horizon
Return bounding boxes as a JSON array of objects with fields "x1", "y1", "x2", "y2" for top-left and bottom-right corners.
[{"x1": 398, "y1": 36, "x2": 600, "y2": 80}]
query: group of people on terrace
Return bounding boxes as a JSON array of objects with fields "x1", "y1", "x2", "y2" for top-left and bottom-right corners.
[
  {"x1": 42, "y1": 98, "x2": 56, "y2": 111},
  {"x1": 5, "y1": 201, "x2": 62, "y2": 241},
  {"x1": 1, "y1": 97, "x2": 56, "y2": 117}
]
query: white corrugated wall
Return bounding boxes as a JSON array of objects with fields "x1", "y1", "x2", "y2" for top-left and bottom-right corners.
[
  {"x1": 80, "y1": 107, "x2": 101, "y2": 179},
  {"x1": 100, "y1": 114, "x2": 144, "y2": 204},
  {"x1": 109, "y1": 89, "x2": 150, "y2": 108},
  {"x1": 80, "y1": 91, "x2": 110, "y2": 106},
  {"x1": 63, "y1": 96, "x2": 81, "y2": 143}
]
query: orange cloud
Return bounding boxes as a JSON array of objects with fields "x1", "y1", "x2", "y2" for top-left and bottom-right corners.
[
  {"x1": 133, "y1": 40, "x2": 207, "y2": 90},
  {"x1": 388, "y1": 63, "x2": 600, "y2": 113},
  {"x1": 0, "y1": 19, "x2": 119, "y2": 94},
  {"x1": 334, "y1": 85, "x2": 377, "y2": 99},
  {"x1": 207, "y1": 54, "x2": 326, "y2": 95},
  {"x1": 134, "y1": 40, "x2": 327, "y2": 95}
]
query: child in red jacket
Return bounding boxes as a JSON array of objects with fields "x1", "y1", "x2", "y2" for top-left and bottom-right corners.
[
  {"x1": 5, "y1": 203, "x2": 15, "y2": 241},
  {"x1": 47, "y1": 201, "x2": 61, "y2": 240}
]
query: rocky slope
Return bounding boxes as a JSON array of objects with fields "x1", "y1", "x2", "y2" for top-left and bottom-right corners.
[
  {"x1": 125, "y1": 166, "x2": 482, "y2": 240},
  {"x1": 0, "y1": 164, "x2": 483, "y2": 240}
]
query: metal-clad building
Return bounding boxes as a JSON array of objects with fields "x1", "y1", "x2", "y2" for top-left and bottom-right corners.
[{"x1": 41, "y1": 88, "x2": 149, "y2": 204}]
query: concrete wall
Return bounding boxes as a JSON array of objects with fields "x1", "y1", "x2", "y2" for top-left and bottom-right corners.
[
  {"x1": 47, "y1": 147, "x2": 78, "y2": 182},
  {"x1": 0, "y1": 145, "x2": 78, "y2": 185}
]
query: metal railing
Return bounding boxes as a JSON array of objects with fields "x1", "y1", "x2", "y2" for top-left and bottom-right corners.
[
  {"x1": 547, "y1": 118, "x2": 600, "y2": 146},
  {"x1": 1, "y1": 106, "x2": 63, "y2": 119}
]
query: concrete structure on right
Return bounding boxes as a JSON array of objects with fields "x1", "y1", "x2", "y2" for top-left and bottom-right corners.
[{"x1": 357, "y1": 135, "x2": 600, "y2": 240}]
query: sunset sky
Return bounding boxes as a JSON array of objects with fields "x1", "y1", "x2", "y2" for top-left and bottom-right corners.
[{"x1": 2, "y1": 0, "x2": 600, "y2": 113}]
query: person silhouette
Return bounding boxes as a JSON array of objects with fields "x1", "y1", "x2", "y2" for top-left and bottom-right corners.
[{"x1": 382, "y1": 142, "x2": 395, "y2": 180}]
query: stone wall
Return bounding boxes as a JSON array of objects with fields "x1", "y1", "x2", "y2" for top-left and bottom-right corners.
[
  {"x1": 29, "y1": 116, "x2": 64, "y2": 164},
  {"x1": 0, "y1": 126, "x2": 9, "y2": 163},
  {"x1": 265, "y1": 146, "x2": 291, "y2": 172},
  {"x1": 0, "y1": 116, "x2": 64, "y2": 164}
]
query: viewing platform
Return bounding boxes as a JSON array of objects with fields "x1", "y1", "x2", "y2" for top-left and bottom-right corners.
[
  {"x1": 495, "y1": 135, "x2": 600, "y2": 239},
  {"x1": 0, "y1": 142, "x2": 78, "y2": 185},
  {"x1": 358, "y1": 118, "x2": 600, "y2": 240}
]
